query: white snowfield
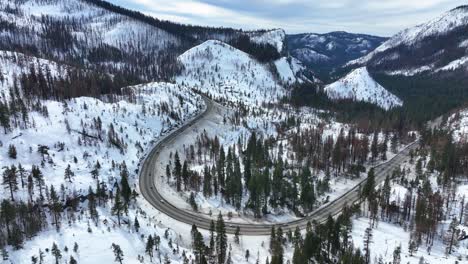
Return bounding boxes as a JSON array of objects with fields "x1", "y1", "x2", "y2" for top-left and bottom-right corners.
[
  {"x1": 273, "y1": 57, "x2": 311, "y2": 85},
  {"x1": 176, "y1": 40, "x2": 287, "y2": 105},
  {"x1": 348, "y1": 6, "x2": 468, "y2": 71},
  {"x1": 324, "y1": 67, "x2": 403, "y2": 110}
]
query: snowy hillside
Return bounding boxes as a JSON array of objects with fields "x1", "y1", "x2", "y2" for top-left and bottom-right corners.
[
  {"x1": 0, "y1": 82, "x2": 203, "y2": 263},
  {"x1": 324, "y1": 67, "x2": 403, "y2": 110},
  {"x1": 273, "y1": 57, "x2": 312, "y2": 85},
  {"x1": 348, "y1": 6, "x2": 468, "y2": 75},
  {"x1": 0, "y1": 51, "x2": 69, "y2": 97},
  {"x1": 176, "y1": 40, "x2": 286, "y2": 104}
]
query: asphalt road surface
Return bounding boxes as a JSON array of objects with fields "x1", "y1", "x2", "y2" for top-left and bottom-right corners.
[{"x1": 139, "y1": 96, "x2": 419, "y2": 236}]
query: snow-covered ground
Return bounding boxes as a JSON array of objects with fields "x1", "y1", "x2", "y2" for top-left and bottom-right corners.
[
  {"x1": 352, "y1": 150, "x2": 468, "y2": 264},
  {"x1": 324, "y1": 67, "x2": 403, "y2": 110},
  {"x1": 0, "y1": 82, "x2": 206, "y2": 263}
]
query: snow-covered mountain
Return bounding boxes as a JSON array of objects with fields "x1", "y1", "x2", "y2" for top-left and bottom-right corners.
[
  {"x1": 348, "y1": 6, "x2": 468, "y2": 76},
  {"x1": 0, "y1": 0, "x2": 294, "y2": 87},
  {"x1": 324, "y1": 67, "x2": 403, "y2": 110},
  {"x1": 287, "y1": 32, "x2": 387, "y2": 79},
  {"x1": 176, "y1": 40, "x2": 287, "y2": 105}
]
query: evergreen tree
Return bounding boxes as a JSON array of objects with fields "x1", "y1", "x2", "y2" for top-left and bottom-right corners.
[
  {"x1": 146, "y1": 235, "x2": 154, "y2": 261},
  {"x1": 31, "y1": 165, "x2": 44, "y2": 198},
  {"x1": 2, "y1": 165, "x2": 18, "y2": 201},
  {"x1": 362, "y1": 168, "x2": 375, "y2": 200},
  {"x1": 120, "y1": 163, "x2": 131, "y2": 204},
  {"x1": 64, "y1": 164, "x2": 75, "y2": 183},
  {"x1": 363, "y1": 227, "x2": 373, "y2": 264},
  {"x1": 51, "y1": 243, "x2": 62, "y2": 264},
  {"x1": 174, "y1": 152, "x2": 182, "y2": 191},
  {"x1": 111, "y1": 243, "x2": 124, "y2": 264},
  {"x1": 49, "y1": 186, "x2": 62, "y2": 229},
  {"x1": 216, "y1": 213, "x2": 227, "y2": 264},
  {"x1": 69, "y1": 256, "x2": 77, "y2": 264},
  {"x1": 7, "y1": 145, "x2": 16, "y2": 159},
  {"x1": 112, "y1": 188, "x2": 125, "y2": 226}
]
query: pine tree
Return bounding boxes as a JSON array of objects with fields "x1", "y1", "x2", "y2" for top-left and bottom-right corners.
[
  {"x1": 182, "y1": 161, "x2": 189, "y2": 190},
  {"x1": 2, "y1": 165, "x2": 18, "y2": 201},
  {"x1": 174, "y1": 152, "x2": 182, "y2": 191},
  {"x1": 111, "y1": 243, "x2": 124, "y2": 264},
  {"x1": 392, "y1": 245, "x2": 401, "y2": 264},
  {"x1": 203, "y1": 165, "x2": 212, "y2": 197},
  {"x1": 120, "y1": 163, "x2": 131, "y2": 204},
  {"x1": 362, "y1": 168, "x2": 375, "y2": 200},
  {"x1": 363, "y1": 227, "x2": 373, "y2": 264},
  {"x1": 7, "y1": 144, "x2": 16, "y2": 159},
  {"x1": 49, "y1": 186, "x2": 62, "y2": 229},
  {"x1": 146, "y1": 235, "x2": 154, "y2": 261},
  {"x1": 31, "y1": 165, "x2": 44, "y2": 198},
  {"x1": 0, "y1": 102, "x2": 10, "y2": 134},
  {"x1": 51, "y1": 243, "x2": 62, "y2": 264},
  {"x1": 209, "y1": 220, "x2": 215, "y2": 252},
  {"x1": 69, "y1": 256, "x2": 77, "y2": 264},
  {"x1": 134, "y1": 216, "x2": 140, "y2": 232},
  {"x1": 445, "y1": 217, "x2": 459, "y2": 255},
  {"x1": 64, "y1": 164, "x2": 74, "y2": 183},
  {"x1": 112, "y1": 188, "x2": 125, "y2": 226},
  {"x1": 17, "y1": 163, "x2": 26, "y2": 189},
  {"x1": 88, "y1": 187, "x2": 99, "y2": 223},
  {"x1": 216, "y1": 213, "x2": 227, "y2": 264},
  {"x1": 371, "y1": 131, "x2": 379, "y2": 162}
]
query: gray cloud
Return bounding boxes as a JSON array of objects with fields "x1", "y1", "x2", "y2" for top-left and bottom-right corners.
[{"x1": 109, "y1": 0, "x2": 467, "y2": 36}]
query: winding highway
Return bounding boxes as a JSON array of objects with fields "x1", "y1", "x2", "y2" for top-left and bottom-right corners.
[{"x1": 139, "y1": 96, "x2": 419, "y2": 236}]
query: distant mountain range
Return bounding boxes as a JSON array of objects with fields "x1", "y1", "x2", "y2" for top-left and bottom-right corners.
[
  {"x1": 286, "y1": 32, "x2": 387, "y2": 81},
  {"x1": 323, "y1": 5, "x2": 468, "y2": 120}
]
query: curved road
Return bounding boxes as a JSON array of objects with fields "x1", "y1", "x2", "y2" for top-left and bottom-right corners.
[{"x1": 139, "y1": 96, "x2": 419, "y2": 236}]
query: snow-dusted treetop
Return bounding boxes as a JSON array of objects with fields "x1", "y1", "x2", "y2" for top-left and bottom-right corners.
[{"x1": 324, "y1": 67, "x2": 403, "y2": 110}]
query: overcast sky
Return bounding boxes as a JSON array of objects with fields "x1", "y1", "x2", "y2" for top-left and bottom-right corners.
[{"x1": 108, "y1": 0, "x2": 466, "y2": 36}]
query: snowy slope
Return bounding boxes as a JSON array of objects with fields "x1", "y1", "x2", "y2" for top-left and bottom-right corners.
[
  {"x1": 0, "y1": 82, "x2": 202, "y2": 263},
  {"x1": 176, "y1": 40, "x2": 286, "y2": 104},
  {"x1": 324, "y1": 67, "x2": 403, "y2": 110},
  {"x1": 0, "y1": 51, "x2": 69, "y2": 97},
  {"x1": 348, "y1": 6, "x2": 468, "y2": 75},
  {"x1": 273, "y1": 57, "x2": 312, "y2": 85}
]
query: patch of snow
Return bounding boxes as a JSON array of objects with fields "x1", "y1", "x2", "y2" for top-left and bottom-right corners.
[{"x1": 249, "y1": 29, "x2": 285, "y2": 53}]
